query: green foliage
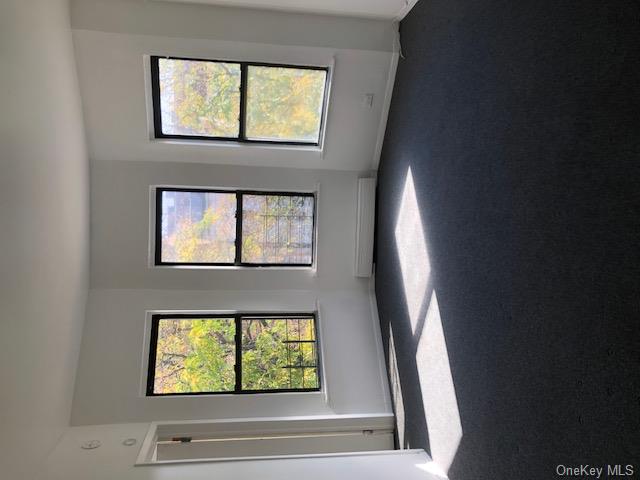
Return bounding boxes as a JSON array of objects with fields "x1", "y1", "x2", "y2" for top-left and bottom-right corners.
[
  {"x1": 159, "y1": 59, "x2": 325, "y2": 142},
  {"x1": 153, "y1": 317, "x2": 318, "y2": 394},
  {"x1": 246, "y1": 66, "x2": 326, "y2": 142},
  {"x1": 163, "y1": 193, "x2": 313, "y2": 264},
  {"x1": 160, "y1": 58, "x2": 240, "y2": 137},
  {"x1": 242, "y1": 318, "x2": 318, "y2": 390},
  {"x1": 183, "y1": 320, "x2": 236, "y2": 392},
  {"x1": 162, "y1": 194, "x2": 236, "y2": 263},
  {"x1": 241, "y1": 195, "x2": 314, "y2": 264},
  {"x1": 154, "y1": 318, "x2": 235, "y2": 394}
]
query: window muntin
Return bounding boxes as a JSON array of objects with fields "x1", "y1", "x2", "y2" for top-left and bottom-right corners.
[
  {"x1": 151, "y1": 56, "x2": 329, "y2": 146},
  {"x1": 155, "y1": 188, "x2": 315, "y2": 267},
  {"x1": 147, "y1": 314, "x2": 320, "y2": 395}
]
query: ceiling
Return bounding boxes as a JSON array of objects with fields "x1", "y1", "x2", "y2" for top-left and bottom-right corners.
[{"x1": 152, "y1": 0, "x2": 418, "y2": 20}]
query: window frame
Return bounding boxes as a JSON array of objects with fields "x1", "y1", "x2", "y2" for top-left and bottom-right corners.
[
  {"x1": 154, "y1": 187, "x2": 316, "y2": 267},
  {"x1": 150, "y1": 56, "x2": 330, "y2": 146},
  {"x1": 146, "y1": 312, "x2": 321, "y2": 396}
]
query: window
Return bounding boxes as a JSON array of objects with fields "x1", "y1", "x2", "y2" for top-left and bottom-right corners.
[
  {"x1": 155, "y1": 188, "x2": 315, "y2": 266},
  {"x1": 151, "y1": 56, "x2": 329, "y2": 145},
  {"x1": 147, "y1": 313, "x2": 320, "y2": 395}
]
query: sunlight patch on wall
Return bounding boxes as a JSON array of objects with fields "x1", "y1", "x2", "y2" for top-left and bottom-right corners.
[
  {"x1": 416, "y1": 292, "x2": 462, "y2": 474},
  {"x1": 388, "y1": 325, "x2": 406, "y2": 448},
  {"x1": 394, "y1": 167, "x2": 431, "y2": 333}
]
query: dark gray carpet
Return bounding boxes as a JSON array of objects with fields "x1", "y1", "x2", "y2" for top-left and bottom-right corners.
[{"x1": 375, "y1": 0, "x2": 640, "y2": 478}]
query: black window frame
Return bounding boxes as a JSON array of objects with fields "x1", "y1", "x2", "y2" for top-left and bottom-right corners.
[
  {"x1": 146, "y1": 312, "x2": 321, "y2": 396},
  {"x1": 155, "y1": 187, "x2": 316, "y2": 267},
  {"x1": 150, "y1": 56, "x2": 330, "y2": 146}
]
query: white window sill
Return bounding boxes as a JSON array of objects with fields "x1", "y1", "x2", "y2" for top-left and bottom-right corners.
[
  {"x1": 150, "y1": 138, "x2": 323, "y2": 153},
  {"x1": 150, "y1": 265, "x2": 317, "y2": 274},
  {"x1": 145, "y1": 390, "x2": 324, "y2": 400}
]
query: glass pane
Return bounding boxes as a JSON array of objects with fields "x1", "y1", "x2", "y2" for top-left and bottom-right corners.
[
  {"x1": 246, "y1": 66, "x2": 327, "y2": 143},
  {"x1": 158, "y1": 58, "x2": 241, "y2": 137},
  {"x1": 241, "y1": 317, "x2": 318, "y2": 391},
  {"x1": 303, "y1": 367, "x2": 318, "y2": 389},
  {"x1": 290, "y1": 368, "x2": 304, "y2": 389},
  {"x1": 241, "y1": 194, "x2": 314, "y2": 264},
  {"x1": 299, "y1": 318, "x2": 315, "y2": 340},
  {"x1": 301, "y1": 343, "x2": 315, "y2": 366},
  {"x1": 160, "y1": 190, "x2": 236, "y2": 263},
  {"x1": 152, "y1": 317, "x2": 235, "y2": 394}
]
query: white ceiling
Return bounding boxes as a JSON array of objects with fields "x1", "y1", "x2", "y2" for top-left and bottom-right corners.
[{"x1": 153, "y1": 0, "x2": 417, "y2": 20}]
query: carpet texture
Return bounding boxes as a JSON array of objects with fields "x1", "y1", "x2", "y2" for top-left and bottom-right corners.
[{"x1": 375, "y1": 1, "x2": 640, "y2": 478}]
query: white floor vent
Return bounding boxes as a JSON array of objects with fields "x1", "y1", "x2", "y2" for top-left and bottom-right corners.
[{"x1": 136, "y1": 413, "x2": 395, "y2": 465}]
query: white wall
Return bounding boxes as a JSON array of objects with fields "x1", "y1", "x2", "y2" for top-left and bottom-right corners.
[
  {"x1": 69, "y1": 0, "x2": 392, "y2": 429},
  {"x1": 71, "y1": 0, "x2": 395, "y2": 171},
  {"x1": 71, "y1": 0, "x2": 397, "y2": 51},
  {"x1": 72, "y1": 289, "x2": 388, "y2": 424},
  {"x1": 0, "y1": 0, "x2": 90, "y2": 478},
  {"x1": 43, "y1": 423, "x2": 438, "y2": 480},
  {"x1": 89, "y1": 161, "x2": 366, "y2": 291},
  {"x1": 72, "y1": 160, "x2": 390, "y2": 424}
]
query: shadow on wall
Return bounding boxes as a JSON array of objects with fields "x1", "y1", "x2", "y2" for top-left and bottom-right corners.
[{"x1": 387, "y1": 167, "x2": 462, "y2": 476}]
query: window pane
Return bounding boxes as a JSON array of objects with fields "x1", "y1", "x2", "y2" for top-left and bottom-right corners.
[
  {"x1": 160, "y1": 190, "x2": 236, "y2": 263},
  {"x1": 158, "y1": 58, "x2": 241, "y2": 137},
  {"x1": 152, "y1": 318, "x2": 235, "y2": 394},
  {"x1": 241, "y1": 194, "x2": 314, "y2": 264},
  {"x1": 241, "y1": 317, "x2": 319, "y2": 391},
  {"x1": 246, "y1": 66, "x2": 327, "y2": 143}
]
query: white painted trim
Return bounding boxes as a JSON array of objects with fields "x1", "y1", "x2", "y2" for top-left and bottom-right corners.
[
  {"x1": 315, "y1": 299, "x2": 331, "y2": 409},
  {"x1": 152, "y1": 265, "x2": 315, "y2": 271},
  {"x1": 147, "y1": 185, "x2": 157, "y2": 269},
  {"x1": 152, "y1": 138, "x2": 323, "y2": 153},
  {"x1": 151, "y1": 412, "x2": 393, "y2": 427},
  {"x1": 140, "y1": 307, "x2": 328, "y2": 400},
  {"x1": 140, "y1": 448, "x2": 424, "y2": 466},
  {"x1": 369, "y1": 276, "x2": 392, "y2": 413},
  {"x1": 136, "y1": 413, "x2": 400, "y2": 466},
  {"x1": 312, "y1": 181, "x2": 320, "y2": 277},
  {"x1": 149, "y1": 0, "x2": 413, "y2": 22},
  {"x1": 372, "y1": 23, "x2": 401, "y2": 170},
  {"x1": 138, "y1": 311, "x2": 155, "y2": 397},
  {"x1": 143, "y1": 55, "x2": 155, "y2": 141},
  {"x1": 143, "y1": 54, "x2": 333, "y2": 152},
  {"x1": 319, "y1": 56, "x2": 335, "y2": 158},
  {"x1": 137, "y1": 422, "x2": 158, "y2": 465},
  {"x1": 148, "y1": 184, "x2": 320, "y2": 270},
  {"x1": 394, "y1": 0, "x2": 420, "y2": 21},
  {"x1": 151, "y1": 184, "x2": 318, "y2": 193}
]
